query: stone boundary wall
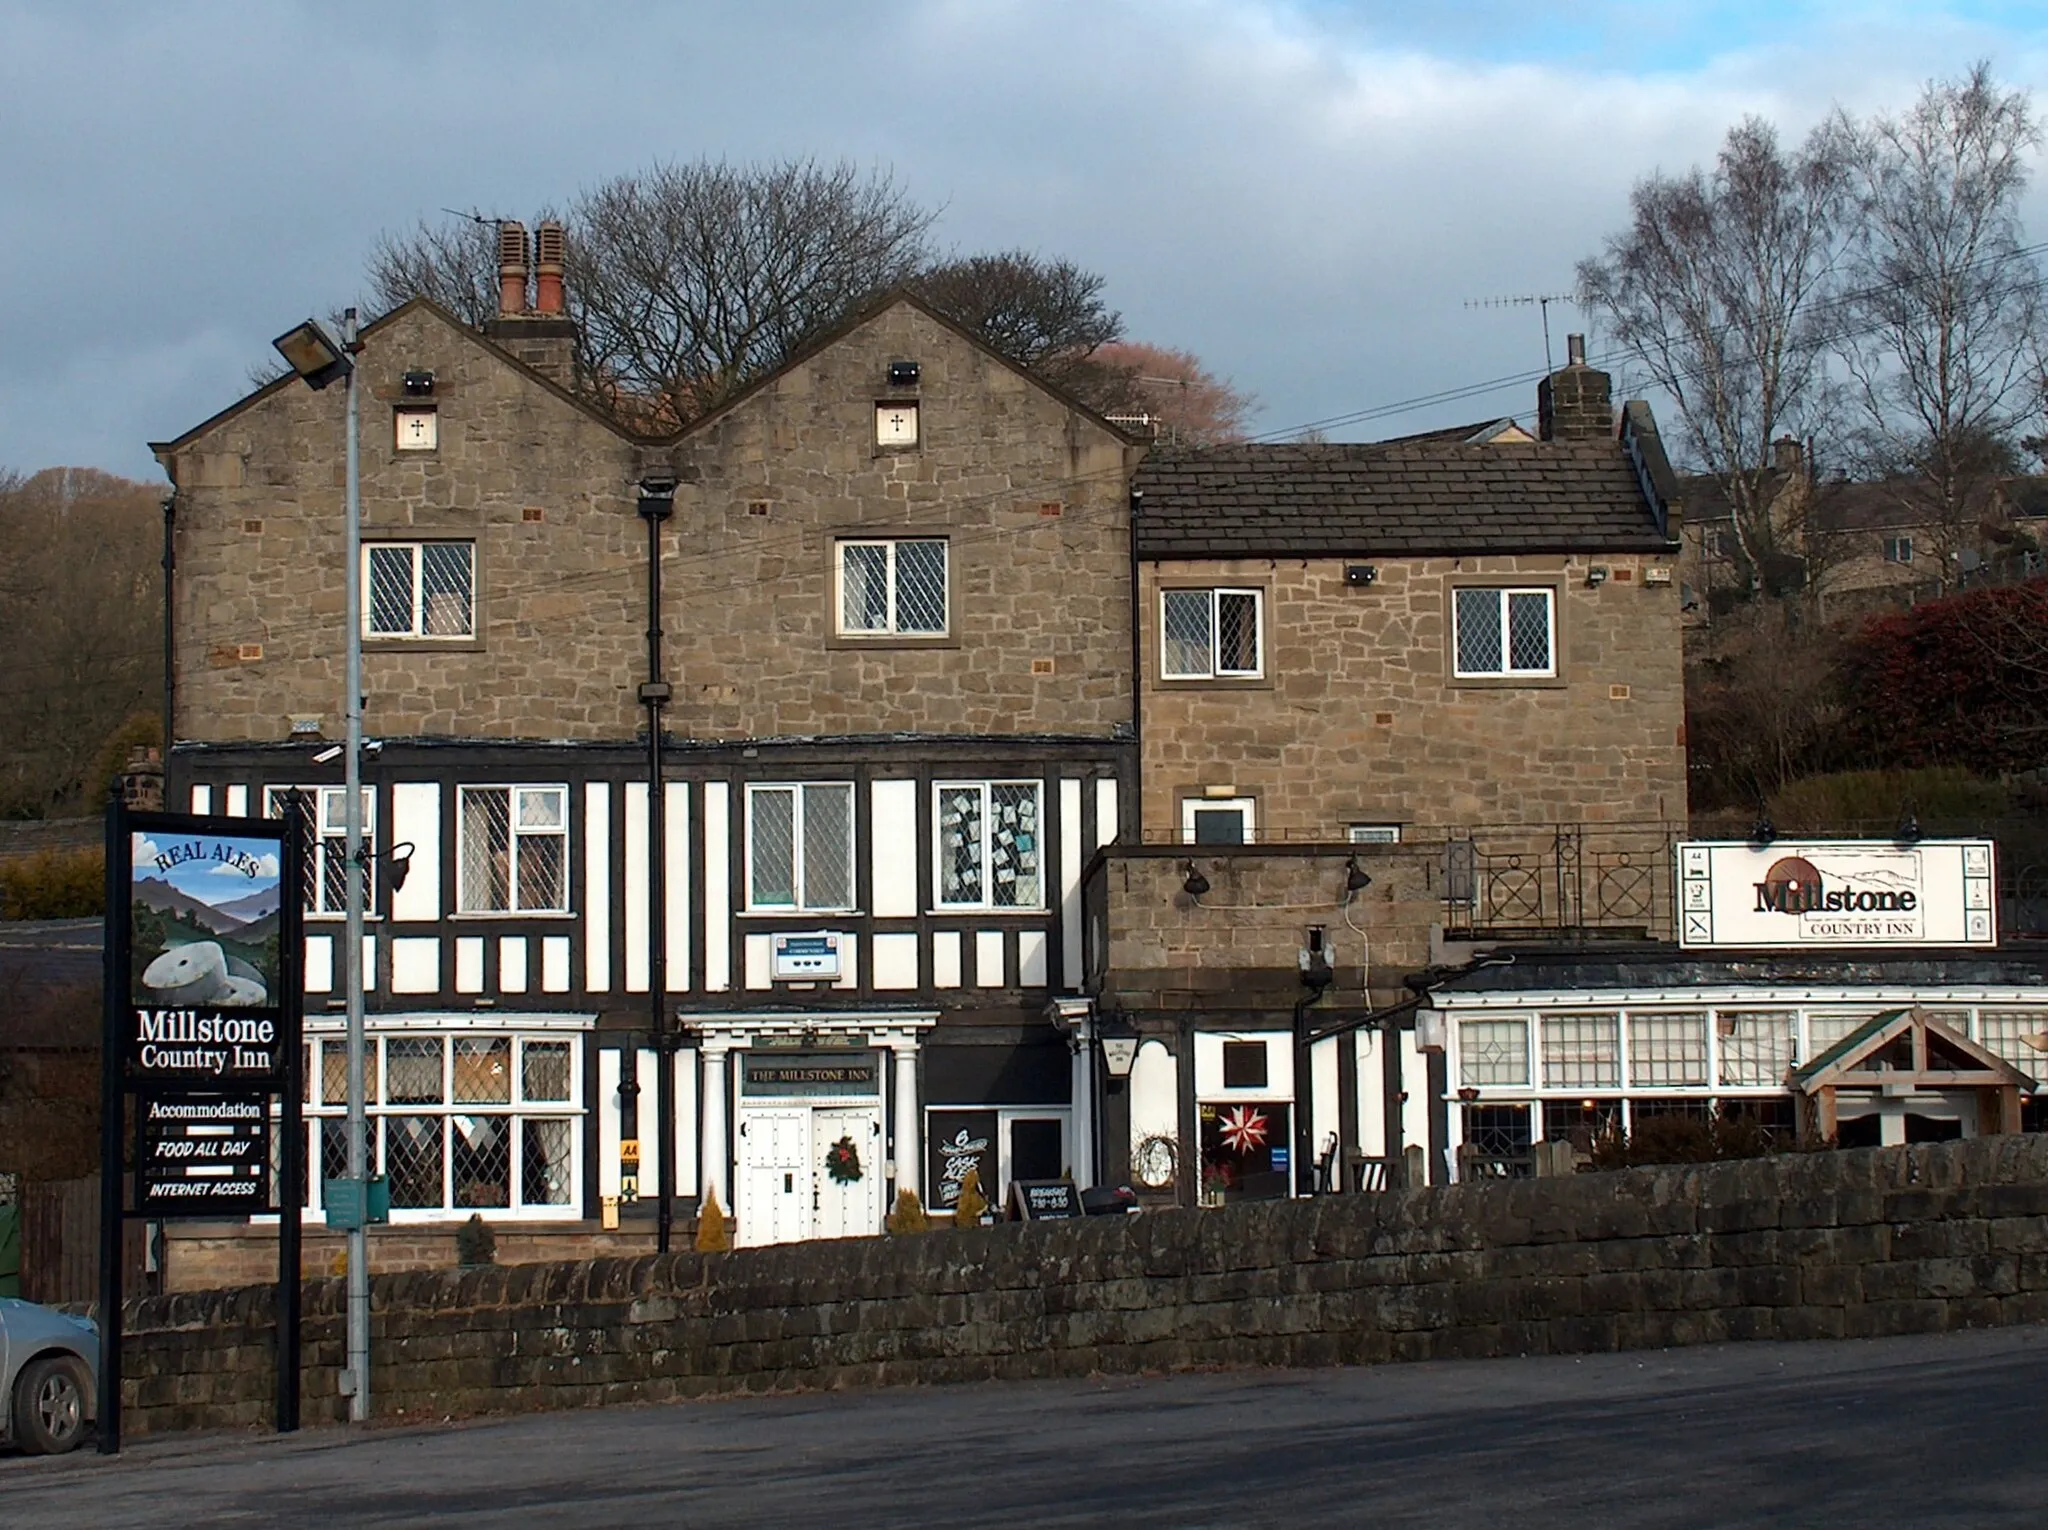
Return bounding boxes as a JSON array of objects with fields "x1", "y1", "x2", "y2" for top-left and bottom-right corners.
[{"x1": 116, "y1": 1136, "x2": 2048, "y2": 1436}]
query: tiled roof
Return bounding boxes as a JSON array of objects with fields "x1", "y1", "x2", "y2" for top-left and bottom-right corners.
[{"x1": 1133, "y1": 438, "x2": 1676, "y2": 559}]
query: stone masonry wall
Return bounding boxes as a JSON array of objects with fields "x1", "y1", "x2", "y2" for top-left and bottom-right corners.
[
  {"x1": 116, "y1": 1136, "x2": 2048, "y2": 1436},
  {"x1": 163, "y1": 300, "x2": 1135, "y2": 750},
  {"x1": 1140, "y1": 553, "x2": 1687, "y2": 838}
]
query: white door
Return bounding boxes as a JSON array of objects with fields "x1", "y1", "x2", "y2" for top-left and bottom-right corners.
[
  {"x1": 814, "y1": 1106, "x2": 884, "y2": 1240},
  {"x1": 736, "y1": 1109, "x2": 811, "y2": 1247}
]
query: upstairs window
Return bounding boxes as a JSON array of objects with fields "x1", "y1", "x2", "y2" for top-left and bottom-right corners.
[
  {"x1": 457, "y1": 785, "x2": 568, "y2": 914},
  {"x1": 746, "y1": 783, "x2": 855, "y2": 911},
  {"x1": 264, "y1": 785, "x2": 375, "y2": 916},
  {"x1": 1453, "y1": 587, "x2": 1555, "y2": 678},
  {"x1": 935, "y1": 781, "x2": 1042, "y2": 909},
  {"x1": 366, "y1": 541, "x2": 474, "y2": 639},
  {"x1": 837, "y1": 538, "x2": 948, "y2": 636},
  {"x1": 1882, "y1": 535, "x2": 1914, "y2": 564},
  {"x1": 1161, "y1": 588, "x2": 1262, "y2": 679}
]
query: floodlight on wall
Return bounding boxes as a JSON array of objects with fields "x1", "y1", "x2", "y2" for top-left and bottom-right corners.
[
  {"x1": 888, "y1": 360, "x2": 920, "y2": 388},
  {"x1": 1896, "y1": 805, "x2": 1922, "y2": 845},
  {"x1": 1586, "y1": 565, "x2": 1610, "y2": 587},
  {"x1": 1180, "y1": 860, "x2": 1210, "y2": 899},
  {"x1": 1750, "y1": 813, "x2": 1776, "y2": 847},
  {"x1": 272, "y1": 318, "x2": 353, "y2": 391},
  {"x1": 1344, "y1": 856, "x2": 1373, "y2": 893},
  {"x1": 401, "y1": 370, "x2": 435, "y2": 397}
]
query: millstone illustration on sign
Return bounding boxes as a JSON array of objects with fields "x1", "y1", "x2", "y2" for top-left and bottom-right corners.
[{"x1": 126, "y1": 827, "x2": 287, "y2": 1082}]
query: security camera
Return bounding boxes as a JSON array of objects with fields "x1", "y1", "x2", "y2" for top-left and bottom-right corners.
[
  {"x1": 312, "y1": 745, "x2": 342, "y2": 764},
  {"x1": 363, "y1": 739, "x2": 384, "y2": 758}
]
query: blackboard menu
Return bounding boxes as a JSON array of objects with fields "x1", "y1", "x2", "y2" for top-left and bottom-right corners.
[
  {"x1": 1010, "y1": 1179, "x2": 1084, "y2": 1221},
  {"x1": 926, "y1": 1110, "x2": 997, "y2": 1213}
]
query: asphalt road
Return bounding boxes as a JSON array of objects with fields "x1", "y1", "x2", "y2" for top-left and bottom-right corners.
[{"x1": 6, "y1": 1326, "x2": 2045, "y2": 1529}]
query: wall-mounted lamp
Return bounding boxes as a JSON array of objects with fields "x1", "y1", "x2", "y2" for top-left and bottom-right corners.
[
  {"x1": 1750, "y1": 813, "x2": 1776, "y2": 847},
  {"x1": 1344, "y1": 856, "x2": 1373, "y2": 893},
  {"x1": 888, "y1": 359, "x2": 920, "y2": 388},
  {"x1": 386, "y1": 842, "x2": 415, "y2": 893},
  {"x1": 401, "y1": 370, "x2": 435, "y2": 398},
  {"x1": 1344, "y1": 564, "x2": 1378, "y2": 586},
  {"x1": 1896, "y1": 805, "x2": 1922, "y2": 845},
  {"x1": 1181, "y1": 860, "x2": 1210, "y2": 899},
  {"x1": 1586, "y1": 565, "x2": 1610, "y2": 587},
  {"x1": 312, "y1": 744, "x2": 343, "y2": 764}
]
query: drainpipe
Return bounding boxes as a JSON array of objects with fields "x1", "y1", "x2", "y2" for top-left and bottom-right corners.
[
  {"x1": 637, "y1": 478, "x2": 677, "y2": 1253},
  {"x1": 159, "y1": 489, "x2": 176, "y2": 769},
  {"x1": 1127, "y1": 487, "x2": 1143, "y2": 841},
  {"x1": 1294, "y1": 940, "x2": 1333, "y2": 1197}
]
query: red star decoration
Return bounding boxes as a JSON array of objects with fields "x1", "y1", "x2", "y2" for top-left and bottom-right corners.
[{"x1": 1219, "y1": 1105, "x2": 1269, "y2": 1154}]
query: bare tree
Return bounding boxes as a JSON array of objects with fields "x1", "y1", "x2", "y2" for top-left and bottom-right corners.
[
  {"x1": 912, "y1": 251, "x2": 1122, "y2": 391},
  {"x1": 1087, "y1": 341, "x2": 1259, "y2": 444},
  {"x1": 364, "y1": 159, "x2": 936, "y2": 430},
  {"x1": 1836, "y1": 64, "x2": 2044, "y2": 589},
  {"x1": 1580, "y1": 118, "x2": 1855, "y2": 594}
]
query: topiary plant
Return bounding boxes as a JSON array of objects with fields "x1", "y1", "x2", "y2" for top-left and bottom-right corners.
[
  {"x1": 695, "y1": 1185, "x2": 731, "y2": 1251},
  {"x1": 953, "y1": 1167, "x2": 988, "y2": 1228},
  {"x1": 886, "y1": 1188, "x2": 929, "y2": 1235},
  {"x1": 454, "y1": 1212, "x2": 496, "y2": 1267}
]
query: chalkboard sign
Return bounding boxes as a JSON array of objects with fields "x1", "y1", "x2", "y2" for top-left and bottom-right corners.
[
  {"x1": 1009, "y1": 1179, "x2": 1084, "y2": 1221},
  {"x1": 927, "y1": 1110, "x2": 997, "y2": 1213}
]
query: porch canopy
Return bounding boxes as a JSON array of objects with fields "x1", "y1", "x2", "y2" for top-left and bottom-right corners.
[{"x1": 1791, "y1": 1007, "x2": 2036, "y2": 1145}]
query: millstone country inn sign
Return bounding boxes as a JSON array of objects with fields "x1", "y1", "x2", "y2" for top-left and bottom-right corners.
[
  {"x1": 100, "y1": 803, "x2": 305, "y2": 1451},
  {"x1": 1678, "y1": 839, "x2": 1997, "y2": 949}
]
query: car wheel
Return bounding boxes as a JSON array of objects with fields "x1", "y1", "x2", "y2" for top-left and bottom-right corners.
[{"x1": 13, "y1": 1356, "x2": 89, "y2": 1455}]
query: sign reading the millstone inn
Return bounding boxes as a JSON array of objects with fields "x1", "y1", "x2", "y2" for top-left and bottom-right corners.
[
  {"x1": 125, "y1": 822, "x2": 289, "y2": 1084},
  {"x1": 1678, "y1": 840, "x2": 1997, "y2": 949}
]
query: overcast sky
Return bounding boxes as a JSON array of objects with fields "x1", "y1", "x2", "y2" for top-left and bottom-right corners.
[{"x1": 3, "y1": 0, "x2": 2045, "y2": 484}]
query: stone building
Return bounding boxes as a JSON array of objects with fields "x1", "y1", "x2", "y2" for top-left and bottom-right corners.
[
  {"x1": 1086, "y1": 339, "x2": 1697, "y2": 1209},
  {"x1": 151, "y1": 224, "x2": 1140, "y2": 1281}
]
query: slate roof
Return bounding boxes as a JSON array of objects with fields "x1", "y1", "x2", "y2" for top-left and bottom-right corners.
[{"x1": 1132, "y1": 437, "x2": 1678, "y2": 559}]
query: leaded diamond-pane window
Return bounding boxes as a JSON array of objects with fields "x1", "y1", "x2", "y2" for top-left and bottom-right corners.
[
  {"x1": 1541, "y1": 1013, "x2": 1620, "y2": 1089},
  {"x1": 452, "y1": 1037, "x2": 511, "y2": 1105},
  {"x1": 1453, "y1": 587, "x2": 1555, "y2": 677},
  {"x1": 458, "y1": 785, "x2": 568, "y2": 913},
  {"x1": 1717, "y1": 1010, "x2": 1796, "y2": 1087},
  {"x1": 1977, "y1": 1011, "x2": 2048, "y2": 1068},
  {"x1": 265, "y1": 786, "x2": 374, "y2": 917},
  {"x1": 836, "y1": 538, "x2": 948, "y2": 636},
  {"x1": 746, "y1": 783, "x2": 855, "y2": 911},
  {"x1": 364, "y1": 541, "x2": 474, "y2": 639},
  {"x1": 1459, "y1": 1019, "x2": 1529, "y2": 1087},
  {"x1": 387, "y1": 1037, "x2": 444, "y2": 1105},
  {"x1": 522, "y1": 1119, "x2": 574, "y2": 1205},
  {"x1": 1627, "y1": 1013, "x2": 1709, "y2": 1087},
  {"x1": 1160, "y1": 588, "x2": 1262, "y2": 679},
  {"x1": 936, "y1": 781, "x2": 1043, "y2": 909},
  {"x1": 522, "y1": 1041, "x2": 572, "y2": 1103},
  {"x1": 385, "y1": 1114, "x2": 444, "y2": 1208},
  {"x1": 451, "y1": 1115, "x2": 511, "y2": 1208}
]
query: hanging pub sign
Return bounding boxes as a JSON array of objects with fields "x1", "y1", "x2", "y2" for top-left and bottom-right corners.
[
  {"x1": 123, "y1": 815, "x2": 290, "y2": 1085},
  {"x1": 136, "y1": 1094, "x2": 272, "y2": 1215},
  {"x1": 1677, "y1": 839, "x2": 1997, "y2": 949}
]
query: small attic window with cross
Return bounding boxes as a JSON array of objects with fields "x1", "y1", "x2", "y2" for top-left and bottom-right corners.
[{"x1": 875, "y1": 401, "x2": 919, "y2": 450}]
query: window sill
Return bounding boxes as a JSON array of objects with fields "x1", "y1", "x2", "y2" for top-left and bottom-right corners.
[
  {"x1": 1447, "y1": 673, "x2": 1568, "y2": 691},
  {"x1": 825, "y1": 633, "x2": 959, "y2": 652},
  {"x1": 929, "y1": 907, "x2": 1048, "y2": 918},
  {"x1": 1154, "y1": 674, "x2": 1272, "y2": 692},
  {"x1": 446, "y1": 910, "x2": 576, "y2": 921},
  {"x1": 738, "y1": 908, "x2": 864, "y2": 920},
  {"x1": 364, "y1": 637, "x2": 484, "y2": 654}
]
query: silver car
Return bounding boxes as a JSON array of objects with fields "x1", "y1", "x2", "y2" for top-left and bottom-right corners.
[{"x1": 0, "y1": 1299, "x2": 98, "y2": 1454}]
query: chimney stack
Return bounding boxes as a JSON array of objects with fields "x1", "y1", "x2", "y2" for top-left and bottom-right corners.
[
  {"x1": 534, "y1": 221, "x2": 566, "y2": 316},
  {"x1": 484, "y1": 217, "x2": 576, "y2": 389},
  {"x1": 497, "y1": 221, "x2": 530, "y2": 316},
  {"x1": 1538, "y1": 333, "x2": 1613, "y2": 442}
]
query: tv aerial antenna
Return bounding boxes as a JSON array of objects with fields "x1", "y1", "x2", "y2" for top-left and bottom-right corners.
[{"x1": 1464, "y1": 293, "x2": 1580, "y2": 374}]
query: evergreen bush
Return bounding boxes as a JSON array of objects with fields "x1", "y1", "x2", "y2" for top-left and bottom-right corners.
[
  {"x1": 695, "y1": 1185, "x2": 731, "y2": 1251},
  {"x1": 886, "y1": 1188, "x2": 929, "y2": 1235}
]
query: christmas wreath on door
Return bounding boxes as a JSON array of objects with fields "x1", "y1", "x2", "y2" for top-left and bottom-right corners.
[{"x1": 824, "y1": 1133, "x2": 863, "y2": 1184}]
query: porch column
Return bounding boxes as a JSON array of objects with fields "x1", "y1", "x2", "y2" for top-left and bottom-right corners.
[
  {"x1": 889, "y1": 1036, "x2": 921, "y2": 1201},
  {"x1": 1069, "y1": 1033, "x2": 1097, "y2": 1191},
  {"x1": 700, "y1": 1041, "x2": 731, "y2": 1210}
]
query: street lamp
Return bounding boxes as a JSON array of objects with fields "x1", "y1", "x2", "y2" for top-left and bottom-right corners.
[{"x1": 273, "y1": 310, "x2": 370, "y2": 1423}]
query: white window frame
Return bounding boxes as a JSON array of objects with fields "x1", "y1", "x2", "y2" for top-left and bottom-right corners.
[
  {"x1": 835, "y1": 537, "x2": 949, "y2": 637},
  {"x1": 934, "y1": 780, "x2": 1045, "y2": 910},
  {"x1": 1180, "y1": 797, "x2": 1256, "y2": 845},
  {"x1": 300, "y1": 1028, "x2": 584, "y2": 1222},
  {"x1": 263, "y1": 784, "x2": 375, "y2": 918},
  {"x1": 1160, "y1": 587, "x2": 1263, "y2": 679},
  {"x1": 456, "y1": 784, "x2": 570, "y2": 915},
  {"x1": 1347, "y1": 824, "x2": 1402, "y2": 844},
  {"x1": 744, "y1": 782, "x2": 857, "y2": 912},
  {"x1": 363, "y1": 540, "x2": 475, "y2": 640},
  {"x1": 1452, "y1": 586, "x2": 1557, "y2": 678}
]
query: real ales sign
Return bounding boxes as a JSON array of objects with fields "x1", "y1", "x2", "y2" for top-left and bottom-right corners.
[
  {"x1": 124, "y1": 816, "x2": 289, "y2": 1084},
  {"x1": 1678, "y1": 839, "x2": 1996, "y2": 949}
]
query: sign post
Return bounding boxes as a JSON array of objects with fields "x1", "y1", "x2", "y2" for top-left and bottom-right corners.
[{"x1": 97, "y1": 799, "x2": 304, "y2": 1452}]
